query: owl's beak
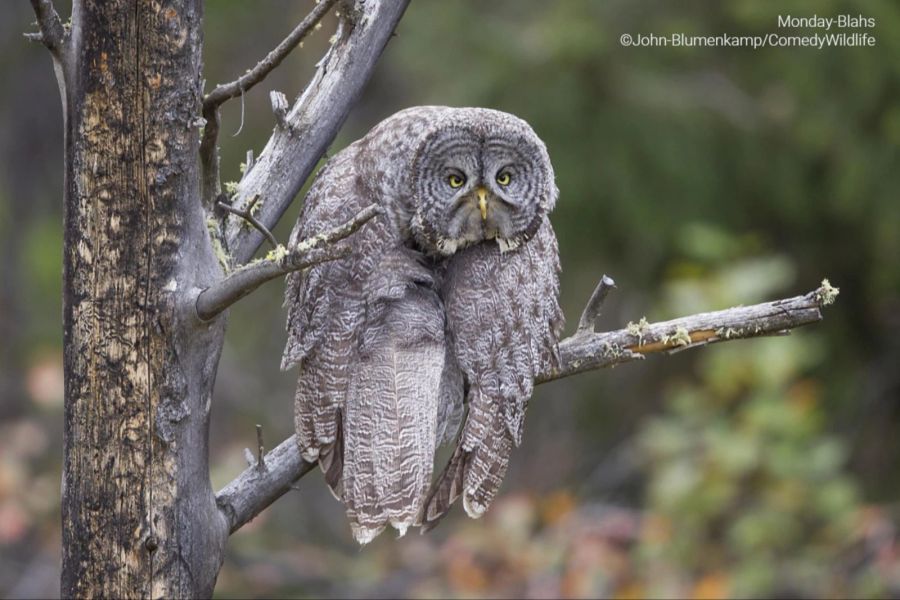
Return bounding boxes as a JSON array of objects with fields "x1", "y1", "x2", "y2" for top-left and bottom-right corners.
[{"x1": 476, "y1": 187, "x2": 488, "y2": 221}]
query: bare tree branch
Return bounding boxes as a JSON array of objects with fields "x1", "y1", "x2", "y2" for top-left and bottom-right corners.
[
  {"x1": 225, "y1": 0, "x2": 411, "y2": 264},
  {"x1": 199, "y1": 0, "x2": 338, "y2": 206},
  {"x1": 195, "y1": 205, "x2": 380, "y2": 321},
  {"x1": 28, "y1": 0, "x2": 66, "y2": 57},
  {"x1": 217, "y1": 434, "x2": 316, "y2": 535},
  {"x1": 203, "y1": 0, "x2": 337, "y2": 112},
  {"x1": 215, "y1": 279, "x2": 839, "y2": 534},
  {"x1": 216, "y1": 194, "x2": 278, "y2": 250},
  {"x1": 540, "y1": 280, "x2": 837, "y2": 383}
]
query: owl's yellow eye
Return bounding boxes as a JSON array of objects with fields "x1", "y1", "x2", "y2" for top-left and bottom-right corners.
[
  {"x1": 496, "y1": 171, "x2": 512, "y2": 186},
  {"x1": 448, "y1": 174, "x2": 465, "y2": 188}
]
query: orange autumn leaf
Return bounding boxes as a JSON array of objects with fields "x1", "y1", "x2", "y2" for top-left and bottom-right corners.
[
  {"x1": 614, "y1": 581, "x2": 645, "y2": 600},
  {"x1": 446, "y1": 552, "x2": 489, "y2": 592},
  {"x1": 692, "y1": 572, "x2": 729, "y2": 600},
  {"x1": 542, "y1": 490, "x2": 577, "y2": 526}
]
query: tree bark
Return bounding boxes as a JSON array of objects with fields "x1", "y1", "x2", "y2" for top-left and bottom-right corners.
[{"x1": 60, "y1": 1, "x2": 227, "y2": 596}]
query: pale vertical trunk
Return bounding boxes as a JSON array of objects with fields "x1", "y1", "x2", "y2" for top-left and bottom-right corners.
[{"x1": 60, "y1": 1, "x2": 227, "y2": 596}]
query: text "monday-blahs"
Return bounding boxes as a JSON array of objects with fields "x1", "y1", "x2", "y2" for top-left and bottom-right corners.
[{"x1": 778, "y1": 14, "x2": 875, "y2": 30}]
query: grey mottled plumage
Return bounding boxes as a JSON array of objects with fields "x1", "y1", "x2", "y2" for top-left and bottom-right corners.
[{"x1": 282, "y1": 106, "x2": 562, "y2": 543}]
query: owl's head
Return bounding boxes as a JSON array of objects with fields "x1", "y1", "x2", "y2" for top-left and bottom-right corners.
[{"x1": 410, "y1": 108, "x2": 557, "y2": 256}]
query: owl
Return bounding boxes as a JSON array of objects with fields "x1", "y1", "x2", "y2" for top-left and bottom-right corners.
[{"x1": 281, "y1": 106, "x2": 564, "y2": 544}]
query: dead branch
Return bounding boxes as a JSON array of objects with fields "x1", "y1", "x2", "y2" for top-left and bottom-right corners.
[
  {"x1": 216, "y1": 194, "x2": 278, "y2": 250},
  {"x1": 215, "y1": 279, "x2": 839, "y2": 534},
  {"x1": 255, "y1": 424, "x2": 267, "y2": 473},
  {"x1": 199, "y1": 0, "x2": 338, "y2": 206},
  {"x1": 203, "y1": 0, "x2": 337, "y2": 112},
  {"x1": 195, "y1": 205, "x2": 380, "y2": 321},
  {"x1": 217, "y1": 434, "x2": 316, "y2": 535},
  {"x1": 27, "y1": 0, "x2": 66, "y2": 57},
  {"x1": 540, "y1": 279, "x2": 837, "y2": 382},
  {"x1": 225, "y1": 0, "x2": 410, "y2": 264},
  {"x1": 577, "y1": 274, "x2": 616, "y2": 335}
]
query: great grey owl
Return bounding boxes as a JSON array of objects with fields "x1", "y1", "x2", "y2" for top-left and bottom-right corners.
[{"x1": 281, "y1": 106, "x2": 563, "y2": 544}]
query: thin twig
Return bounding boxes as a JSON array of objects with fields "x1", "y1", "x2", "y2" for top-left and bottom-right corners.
[
  {"x1": 203, "y1": 0, "x2": 338, "y2": 111},
  {"x1": 288, "y1": 204, "x2": 381, "y2": 259},
  {"x1": 215, "y1": 279, "x2": 839, "y2": 535},
  {"x1": 255, "y1": 425, "x2": 267, "y2": 473},
  {"x1": 243, "y1": 448, "x2": 256, "y2": 469},
  {"x1": 195, "y1": 204, "x2": 381, "y2": 321},
  {"x1": 216, "y1": 194, "x2": 278, "y2": 250},
  {"x1": 231, "y1": 89, "x2": 246, "y2": 137},
  {"x1": 28, "y1": 0, "x2": 66, "y2": 57},
  {"x1": 576, "y1": 274, "x2": 616, "y2": 335}
]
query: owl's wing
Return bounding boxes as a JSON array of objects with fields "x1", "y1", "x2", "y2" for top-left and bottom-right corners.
[
  {"x1": 282, "y1": 147, "x2": 460, "y2": 543},
  {"x1": 282, "y1": 147, "x2": 380, "y2": 471},
  {"x1": 423, "y1": 217, "x2": 564, "y2": 528}
]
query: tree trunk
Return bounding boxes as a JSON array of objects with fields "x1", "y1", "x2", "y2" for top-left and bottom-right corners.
[{"x1": 60, "y1": 1, "x2": 227, "y2": 596}]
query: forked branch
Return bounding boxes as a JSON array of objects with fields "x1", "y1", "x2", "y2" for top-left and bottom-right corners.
[
  {"x1": 199, "y1": 0, "x2": 338, "y2": 205},
  {"x1": 195, "y1": 205, "x2": 380, "y2": 321},
  {"x1": 215, "y1": 278, "x2": 840, "y2": 534},
  {"x1": 203, "y1": 0, "x2": 338, "y2": 111},
  {"x1": 225, "y1": 0, "x2": 411, "y2": 264},
  {"x1": 216, "y1": 194, "x2": 278, "y2": 250}
]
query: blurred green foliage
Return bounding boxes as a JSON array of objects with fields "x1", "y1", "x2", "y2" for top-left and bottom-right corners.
[
  {"x1": 2, "y1": 0, "x2": 899, "y2": 598},
  {"x1": 637, "y1": 269, "x2": 885, "y2": 598}
]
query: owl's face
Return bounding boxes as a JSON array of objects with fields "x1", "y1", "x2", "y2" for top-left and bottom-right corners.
[{"x1": 411, "y1": 110, "x2": 556, "y2": 256}]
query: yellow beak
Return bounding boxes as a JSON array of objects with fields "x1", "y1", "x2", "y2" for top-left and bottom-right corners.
[{"x1": 476, "y1": 187, "x2": 488, "y2": 221}]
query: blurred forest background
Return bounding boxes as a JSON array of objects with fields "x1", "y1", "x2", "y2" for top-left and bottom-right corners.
[{"x1": 2, "y1": 1, "x2": 899, "y2": 598}]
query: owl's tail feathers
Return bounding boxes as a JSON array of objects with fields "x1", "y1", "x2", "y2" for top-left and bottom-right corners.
[
  {"x1": 421, "y1": 408, "x2": 515, "y2": 531},
  {"x1": 341, "y1": 339, "x2": 444, "y2": 545},
  {"x1": 294, "y1": 353, "x2": 345, "y2": 464}
]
